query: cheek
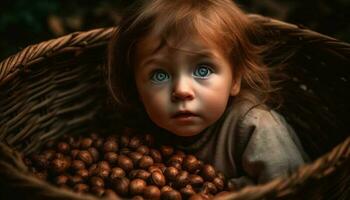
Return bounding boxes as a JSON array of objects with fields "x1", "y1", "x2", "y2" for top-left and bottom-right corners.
[{"x1": 138, "y1": 86, "x2": 170, "y2": 116}]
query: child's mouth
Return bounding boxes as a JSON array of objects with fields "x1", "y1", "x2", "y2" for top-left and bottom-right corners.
[{"x1": 172, "y1": 111, "x2": 198, "y2": 119}]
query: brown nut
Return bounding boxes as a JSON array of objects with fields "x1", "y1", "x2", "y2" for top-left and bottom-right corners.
[
  {"x1": 88, "y1": 147, "x2": 100, "y2": 162},
  {"x1": 117, "y1": 155, "x2": 134, "y2": 172},
  {"x1": 41, "y1": 149, "x2": 56, "y2": 160},
  {"x1": 136, "y1": 145, "x2": 150, "y2": 155},
  {"x1": 32, "y1": 154, "x2": 49, "y2": 170},
  {"x1": 202, "y1": 182, "x2": 217, "y2": 194},
  {"x1": 71, "y1": 160, "x2": 86, "y2": 171},
  {"x1": 168, "y1": 155, "x2": 183, "y2": 165},
  {"x1": 175, "y1": 171, "x2": 190, "y2": 189},
  {"x1": 183, "y1": 155, "x2": 200, "y2": 173},
  {"x1": 188, "y1": 194, "x2": 209, "y2": 200},
  {"x1": 120, "y1": 134, "x2": 130, "y2": 148},
  {"x1": 212, "y1": 177, "x2": 225, "y2": 191},
  {"x1": 144, "y1": 185, "x2": 161, "y2": 200},
  {"x1": 77, "y1": 150, "x2": 93, "y2": 166},
  {"x1": 69, "y1": 175, "x2": 84, "y2": 186},
  {"x1": 76, "y1": 169, "x2": 89, "y2": 179},
  {"x1": 189, "y1": 174, "x2": 204, "y2": 187},
  {"x1": 136, "y1": 169, "x2": 151, "y2": 180},
  {"x1": 148, "y1": 165, "x2": 163, "y2": 174},
  {"x1": 180, "y1": 185, "x2": 196, "y2": 199},
  {"x1": 164, "y1": 166, "x2": 179, "y2": 181},
  {"x1": 80, "y1": 138, "x2": 93, "y2": 149},
  {"x1": 161, "y1": 190, "x2": 182, "y2": 200},
  {"x1": 112, "y1": 177, "x2": 130, "y2": 197},
  {"x1": 57, "y1": 142, "x2": 70, "y2": 154},
  {"x1": 74, "y1": 183, "x2": 89, "y2": 193},
  {"x1": 104, "y1": 152, "x2": 118, "y2": 164},
  {"x1": 129, "y1": 136, "x2": 142, "y2": 149},
  {"x1": 71, "y1": 149, "x2": 80, "y2": 160},
  {"x1": 149, "y1": 149, "x2": 162, "y2": 163},
  {"x1": 168, "y1": 160, "x2": 182, "y2": 170},
  {"x1": 200, "y1": 164, "x2": 216, "y2": 181},
  {"x1": 90, "y1": 176, "x2": 105, "y2": 188},
  {"x1": 110, "y1": 167, "x2": 126, "y2": 180},
  {"x1": 138, "y1": 155, "x2": 154, "y2": 169},
  {"x1": 96, "y1": 161, "x2": 111, "y2": 179},
  {"x1": 128, "y1": 151, "x2": 143, "y2": 165},
  {"x1": 55, "y1": 174, "x2": 69, "y2": 186},
  {"x1": 51, "y1": 158, "x2": 70, "y2": 173},
  {"x1": 151, "y1": 171, "x2": 166, "y2": 187},
  {"x1": 93, "y1": 138, "x2": 104, "y2": 149},
  {"x1": 129, "y1": 178, "x2": 147, "y2": 196},
  {"x1": 132, "y1": 195, "x2": 144, "y2": 200},
  {"x1": 104, "y1": 140, "x2": 118, "y2": 152},
  {"x1": 144, "y1": 133, "x2": 155, "y2": 146},
  {"x1": 160, "y1": 145, "x2": 174, "y2": 158}
]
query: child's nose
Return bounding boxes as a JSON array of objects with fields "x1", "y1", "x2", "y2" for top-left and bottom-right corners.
[{"x1": 171, "y1": 77, "x2": 194, "y2": 102}]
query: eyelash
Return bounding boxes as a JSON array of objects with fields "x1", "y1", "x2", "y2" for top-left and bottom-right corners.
[{"x1": 149, "y1": 63, "x2": 215, "y2": 83}]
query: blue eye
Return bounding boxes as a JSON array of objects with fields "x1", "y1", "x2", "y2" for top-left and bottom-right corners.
[
  {"x1": 193, "y1": 64, "x2": 213, "y2": 78},
  {"x1": 150, "y1": 70, "x2": 170, "y2": 83}
]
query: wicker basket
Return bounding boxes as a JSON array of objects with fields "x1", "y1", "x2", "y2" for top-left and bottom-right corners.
[{"x1": 0, "y1": 14, "x2": 349, "y2": 200}]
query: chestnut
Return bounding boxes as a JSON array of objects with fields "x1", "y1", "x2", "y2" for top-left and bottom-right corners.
[
  {"x1": 160, "y1": 145, "x2": 174, "y2": 158},
  {"x1": 32, "y1": 154, "x2": 49, "y2": 170},
  {"x1": 164, "y1": 166, "x2": 179, "y2": 181},
  {"x1": 117, "y1": 155, "x2": 134, "y2": 172},
  {"x1": 80, "y1": 138, "x2": 93, "y2": 149},
  {"x1": 41, "y1": 149, "x2": 56, "y2": 160},
  {"x1": 103, "y1": 140, "x2": 118, "y2": 152},
  {"x1": 136, "y1": 145, "x2": 150, "y2": 155},
  {"x1": 212, "y1": 177, "x2": 225, "y2": 191},
  {"x1": 149, "y1": 149, "x2": 162, "y2": 163},
  {"x1": 69, "y1": 175, "x2": 84, "y2": 186},
  {"x1": 90, "y1": 176, "x2": 105, "y2": 188},
  {"x1": 50, "y1": 158, "x2": 70, "y2": 173},
  {"x1": 112, "y1": 177, "x2": 130, "y2": 197},
  {"x1": 175, "y1": 171, "x2": 189, "y2": 189},
  {"x1": 88, "y1": 147, "x2": 100, "y2": 162},
  {"x1": 105, "y1": 152, "x2": 118, "y2": 164},
  {"x1": 144, "y1": 133, "x2": 155, "y2": 146},
  {"x1": 91, "y1": 186, "x2": 105, "y2": 197},
  {"x1": 110, "y1": 167, "x2": 126, "y2": 180},
  {"x1": 129, "y1": 178, "x2": 147, "y2": 196},
  {"x1": 71, "y1": 160, "x2": 85, "y2": 171},
  {"x1": 200, "y1": 165, "x2": 216, "y2": 181},
  {"x1": 138, "y1": 155, "x2": 154, "y2": 169},
  {"x1": 76, "y1": 169, "x2": 89, "y2": 179},
  {"x1": 202, "y1": 182, "x2": 217, "y2": 194},
  {"x1": 180, "y1": 185, "x2": 196, "y2": 199},
  {"x1": 57, "y1": 142, "x2": 70, "y2": 154},
  {"x1": 55, "y1": 174, "x2": 69, "y2": 186},
  {"x1": 183, "y1": 155, "x2": 200, "y2": 173},
  {"x1": 77, "y1": 150, "x2": 93, "y2": 166},
  {"x1": 70, "y1": 149, "x2": 80, "y2": 160},
  {"x1": 128, "y1": 151, "x2": 143, "y2": 165},
  {"x1": 144, "y1": 185, "x2": 161, "y2": 200},
  {"x1": 150, "y1": 171, "x2": 166, "y2": 187},
  {"x1": 189, "y1": 174, "x2": 204, "y2": 187},
  {"x1": 129, "y1": 136, "x2": 142, "y2": 149},
  {"x1": 161, "y1": 190, "x2": 182, "y2": 200}
]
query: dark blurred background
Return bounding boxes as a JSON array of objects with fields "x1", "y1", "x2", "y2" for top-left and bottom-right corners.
[{"x1": 0, "y1": 0, "x2": 349, "y2": 60}]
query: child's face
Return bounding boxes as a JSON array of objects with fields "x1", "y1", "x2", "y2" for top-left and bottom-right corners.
[{"x1": 134, "y1": 34, "x2": 240, "y2": 137}]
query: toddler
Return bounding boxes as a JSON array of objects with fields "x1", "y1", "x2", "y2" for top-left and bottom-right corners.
[{"x1": 106, "y1": 0, "x2": 309, "y2": 189}]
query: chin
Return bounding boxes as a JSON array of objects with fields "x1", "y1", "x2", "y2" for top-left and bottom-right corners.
[{"x1": 169, "y1": 127, "x2": 204, "y2": 137}]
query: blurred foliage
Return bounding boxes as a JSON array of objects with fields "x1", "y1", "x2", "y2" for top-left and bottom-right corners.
[{"x1": 0, "y1": 0, "x2": 349, "y2": 60}]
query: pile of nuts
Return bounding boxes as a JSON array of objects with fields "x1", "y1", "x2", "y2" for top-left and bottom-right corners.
[{"x1": 23, "y1": 128, "x2": 230, "y2": 200}]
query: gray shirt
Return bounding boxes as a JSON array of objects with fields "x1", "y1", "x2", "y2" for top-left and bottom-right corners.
[{"x1": 167, "y1": 94, "x2": 309, "y2": 187}]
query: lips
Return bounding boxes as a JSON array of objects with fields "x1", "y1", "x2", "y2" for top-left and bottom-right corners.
[{"x1": 172, "y1": 111, "x2": 198, "y2": 118}]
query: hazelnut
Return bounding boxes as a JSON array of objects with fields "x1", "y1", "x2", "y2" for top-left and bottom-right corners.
[
  {"x1": 90, "y1": 176, "x2": 105, "y2": 188},
  {"x1": 71, "y1": 160, "x2": 86, "y2": 171},
  {"x1": 57, "y1": 142, "x2": 70, "y2": 154},
  {"x1": 129, "y1": 178, "x2": 147, "y2": 196},
  {"x1": 129, "y1": 136, "x2": 142, "y2": 149},
  {"x1": 164, "y1": 166, "x2": 179, "y2": 181},
  {"x1": 77, "y1": 150, "x2": 93, "y2": 166},
  {"x1": 189, "y1": 174, "x2": 204, "y2": 187},
  {"x1": 110, "y1": 167, "x2": 126, "y2": 180},
  {"x1": 200, "y1": 165, "x2": 216, "y2": 181},
  {"x1": 104, "y1": 152, "x2": 118, "y2": 164},
  {"x1": 112, "y1": 177, "x2": 130, "y2": 197},
  {"x1": 120, "y1": 134, "x2": 130, "y2": 147},
  {"x1": 153, "y1": 163, "x2": 166, "y2": 172},
  {"x1": 150, "y1": 171, "x2": 166, "y2": 187},
  {"x1": 168, "y1": 160, "x2": 182, "y2": 170},
  {"x1": 104, "y1": 140, "x2": 118, "y2": 152},
  {"x1": 160, "y1": 145, "x2": 174, "y2": 158},
  {"x1": 175, "y1": 171, "x2": 189, "y2": 189},
  {"x1": 212, "y1": 177, "x2": 225, "y2": 191},
  {"x1": 41, "y1": 149, "x2": 56, "y2": 160},
  {"x1": 80, "y1": 138, "x2": 93, "y2": 149},
  {"x1": 148, "y1": 165, "x2": 163, "y2": 174},
  {"x1": 180, "y1": 185, "x2": 196, "y2": 199},
  {"x1": 120, "y1": 147, "x2": 131, "y2": 155},
  {"x1": 161, "y1": 185, "x2": 173, "y2": 193},
  {"x1": 54, "y1": 153, "x2": 64, "y2": 159},
  {"x1": 149, "y1": 149, "x2": 163, "y2": 163},
  {"x1": 144, "y1": 185, "x2": 161, "y2": 200},
  {"x1": 76, "y1": 169, "x2": 89, "y2": 179},
  {"x1": 168, "y1": 155, "x2": 183, "y2": 165},
  {"x1": 202, "y1": 182, "x2": 217, "y2": 194},
  {"x1": 183, "y1": 155, "x2": 200, "y2": 173},
  {"x1": 68, "y1": 137, "x2": 81, "y2": 149},
  {"x1": 88, "y1": 147, "x2": 100, "y2": 162},
  {"x1": 161, "y1": 190, "x2": 182, "y2": 200},
  {"x1": 69, "y1": 175, "x2": 84, "y2": 186},
  {"x1": 55, "y1": 174, "x2": 69, "y2": 185},
  {"x1": 74, "y1": 183, "x2": 89, "y2": 193},
  {"x1": 89, "y1": 164, "x2": 98, "y2": 176},
  {"x1": 71, "y1": 149, "x2": 80, "y2": 160},
  {"x1": 51, "y1": 158, "x2": 70, "y2": 173},
  {"x1": 117, "y1": 155, "x2": 134, "y2": 172},
  {"x1": 138, "y1": 155, "x2": 154, "y2": 169},
  {"x1": 128, "y1": 151, "x2": 143, "y2": 165},
  {"x1": 144, "y1": 133, "x2": 155, "y2": 146},
  {"x1": 93, "y1": 138, "x2": 104, "y2": 149},
  {"x1": 136, "y1": 169, "x2": 151, "y2": 180},
  {"x1": 136, "y1": 145, "x2": 150, "y2": 155}
]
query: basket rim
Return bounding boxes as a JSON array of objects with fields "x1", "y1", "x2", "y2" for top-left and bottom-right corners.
[{"x1": 1, "y1": 14, "x2": 350, "y2": 87}]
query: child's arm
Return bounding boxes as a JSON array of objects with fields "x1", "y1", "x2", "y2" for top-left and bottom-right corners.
[{"x1": 237, "y1": 108, "x2": 309, "y2": 184}]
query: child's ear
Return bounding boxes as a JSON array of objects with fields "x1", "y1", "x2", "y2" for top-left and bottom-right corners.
[{"x1": 230, "y1": 76, "x2": 241, "y2": 96}]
